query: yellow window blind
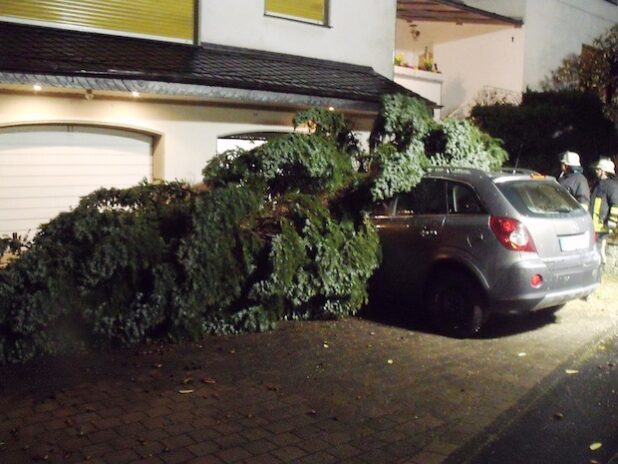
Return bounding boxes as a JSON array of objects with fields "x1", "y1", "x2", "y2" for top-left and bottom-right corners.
[
  {"x1": 265, "y1": 0, "x2": 327, "y2": 25},
  {"x1": 0, "y1": 0, "x2": 195, "y2": 43}
]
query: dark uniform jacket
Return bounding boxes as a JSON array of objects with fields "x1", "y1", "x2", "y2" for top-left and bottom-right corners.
[
  {"x1": 558, "y1": 171, "x2": 590, "y2": 207},
  {"x1": 590, "y1": 177, "x2": 618, "y2": 233}
]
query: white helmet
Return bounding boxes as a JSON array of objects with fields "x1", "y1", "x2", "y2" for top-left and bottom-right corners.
[
  {"x1": 595, "y1": 158, "x2": 615, "y2": 175},
  {"x1": 560, "y1": 151, "x2": 581, "y2": 167}
]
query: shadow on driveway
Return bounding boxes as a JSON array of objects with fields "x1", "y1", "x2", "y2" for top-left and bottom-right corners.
[{"x1": 359, "y1": 295, "x2": 560, "y2": 340}]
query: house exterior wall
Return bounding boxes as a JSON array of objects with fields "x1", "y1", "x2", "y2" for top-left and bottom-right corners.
[
  {"x1": 0, "y1": 93, "x2": 374, "y2": 184},
  {"x1": 521, "y1": 0, "x2": 618, "y2": 89},
  {"x1": 432, "y1": 25, "x2": 525, "y2": 116},
  {"x1": 394, "y1": 17, "x2": 525, "y2": 116},
  {"x1": 200, "y1": 0, "x2": 397, "y2": 79},
  {"x1": 0, "y1": 94, "x2": 296, "y2": 184},
  {"x1": 395, "y1": 0, "x2": 617, "y2": 116}
]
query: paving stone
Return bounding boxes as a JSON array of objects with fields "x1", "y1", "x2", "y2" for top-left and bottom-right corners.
[
  {"x1": 187, "y1": 441, "x2": 220, "y2": 456},
  {"x1": 216, "y1": 446, "x2": 252, "y2": 463},
  {"x1": 161, "y1": 447, "x2": 196, "y2": 464},
  {"x1": 102, "y1": 447, "x2": 140, "y2": 462},
  {"x1": 264, "y1": 420, "x2": 296, "y2": 434},
  {"x1": 214, "y1": 433, "x2": 246, "y2": 448},
  {"x1": 410, "y1": 450, "x2": 448, "y2": 464},
  {"x1": 122, "y1": 411, "x2": 148, "y2": 424},
  {"x1": 162, "y1": 434, "x2": 196, "y2": 450},
  {"x1": 98, "y1": 406, "x2": 126, "y2": 418},
  {"x1": 243, "y1": 438, "x2": 277, "y2": 455},
  {"x1": 270, "y1": 445, "x2": 307, "y2": 461},
  {"x1": 241, "y1": 427, "x2": 272, "y2": 441},
  {"x1": 388, "y1": 439, "x2": 423, "y2": 457},
  {"x1": 271, "y1": 432, "x2": 302, "y2": 446},
  {"x1": 81, "y1": 441, "x2": 115, "y2": 458},
  {"x1": 241, "y1": 453, "x2": 283, "y2": 464},
  {"x1": 130, "y1": 457, "x2": 166, "y2": 464},
  {"x1": 297, "y1": 437, "x2": 331, "y2": 453},
  {"x1": 293, "y1": 450, "x2": 338, "y2": 464},
  {"x1": 134, "y1": 441, "x2": 167, "y2": 458},
  {"x1": 138, "y1": 427, "x2": 170, "y2": 442},
  {"x1": 189, "y1": 428, "x2": 222, "y2": 442}
]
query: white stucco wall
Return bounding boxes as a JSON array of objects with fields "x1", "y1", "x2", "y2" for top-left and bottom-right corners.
[
  {"x1": 0, "y1": 93, "x2": 376, "y2": 183},
  {"x1": 521, "y1": 0, "x2": 618, "y2": 89},
  {"x1": 0, "y1": 94, "x2": 297, "y2": 183},
  {"x1": 432, "y1": 25, "x2": 525, "y2": 116},
  {"x1": 199, "y1": 0, "x2": 397, "y2": 79},
  {"x1": 395, "y1": 17, "x2": 525, "y2": 116}
]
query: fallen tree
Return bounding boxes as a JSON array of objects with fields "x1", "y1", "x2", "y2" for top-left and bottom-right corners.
[{"x1": 0, "y1": 95, "x2": 506, "y2": 364}]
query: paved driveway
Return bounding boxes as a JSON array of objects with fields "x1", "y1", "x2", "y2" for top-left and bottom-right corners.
[{"x1": 1, "y1": 277, "x2": 617, "y2": 464}]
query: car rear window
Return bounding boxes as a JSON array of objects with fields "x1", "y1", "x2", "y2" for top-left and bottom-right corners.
[{"x1": 496, "y1": 180, "x2": 584, "y2": 217}]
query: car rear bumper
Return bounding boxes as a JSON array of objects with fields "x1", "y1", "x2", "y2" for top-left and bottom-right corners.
[{"x1": 487, "y1": 251, "x2": 602, "y2": 313}]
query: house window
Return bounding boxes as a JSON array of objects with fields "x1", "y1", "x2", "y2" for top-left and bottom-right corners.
[
  {"x1": 216, "y1": 132, "x2": 288, "y2": 154},
  {"x1": 0, "y1": 0, "x2": 196, "y2": 43},
  {"x1": 265, "y1": 0, "x2": 329, "y2": 26}
]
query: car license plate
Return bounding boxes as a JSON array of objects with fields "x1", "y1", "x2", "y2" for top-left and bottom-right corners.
[{"x1": 559, "y1": 232, "x2": 589, "y2": 252}]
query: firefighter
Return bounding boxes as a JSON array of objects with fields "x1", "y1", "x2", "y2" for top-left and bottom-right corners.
[
  {"x1": 590, "y1": 157, "x2": 618, "y2": 264},
  {"x1": 558, "y1": 151, "x2": 590, "y2": 209}
]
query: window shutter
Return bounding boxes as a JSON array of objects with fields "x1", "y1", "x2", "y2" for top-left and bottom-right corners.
[
  {"x1": 265, "y1": 0, "x2": 327, "y2": 25},
  {"x1": 0, "y1": 0, "x2": 195, "y2": 43}
]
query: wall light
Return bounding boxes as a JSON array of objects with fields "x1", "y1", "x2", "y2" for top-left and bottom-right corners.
[
  {"x1": 84, "y1": 89, "x2": 94, "y2": 100},
  {"x1": 328, "y1": 106, "x2": 335, "y2": 111},
  {"x1": 131, "y1": 90, "x2": 140, "y2": 98},
  {"x1": 33, "y1": 83, "x2": 42, "y2": 92}
]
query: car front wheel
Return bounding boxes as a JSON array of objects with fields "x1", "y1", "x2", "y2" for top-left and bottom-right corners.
[{"x1": 425, "y1": 269, "x2": 485, "y2": 338}]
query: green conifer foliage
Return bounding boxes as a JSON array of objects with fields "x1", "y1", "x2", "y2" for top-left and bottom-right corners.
[{"x1": 0, "y1": 94, "x2": 505, "y2": 364}]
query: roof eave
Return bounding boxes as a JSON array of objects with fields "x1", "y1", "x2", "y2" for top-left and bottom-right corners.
[
  {"x1": 397, "y1": 0, "x2": 523, "y2": 27},
  {"x1": 0, "y1": 71, "x2": 390, "y2": 112}
]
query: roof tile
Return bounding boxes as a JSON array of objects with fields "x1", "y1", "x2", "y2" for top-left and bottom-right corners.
[{"x1": 0, "y1": 22, "x2": 426, "y2": 105}]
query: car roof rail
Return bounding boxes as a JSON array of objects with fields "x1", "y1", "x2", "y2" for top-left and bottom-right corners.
[
  {"x1": 497, "y1": 167, "x2": 542, "y2": 176},
  {"x1": 426, "y1": 165, "x2": 486, "y2": 175}
]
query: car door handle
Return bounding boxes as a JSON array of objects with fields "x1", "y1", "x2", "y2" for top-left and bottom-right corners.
[{"x1": 420, "y1": 228, "x2": 438, "y2": 238}]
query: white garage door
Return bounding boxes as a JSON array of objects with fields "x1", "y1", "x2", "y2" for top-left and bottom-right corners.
[{"x1": 0, "y1": 125, "x2": 153, "y2": 238}]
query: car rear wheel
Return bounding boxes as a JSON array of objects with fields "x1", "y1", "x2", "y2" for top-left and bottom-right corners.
[{"x1": 425, "y1": 269, "x2": 484, "y2": 338}]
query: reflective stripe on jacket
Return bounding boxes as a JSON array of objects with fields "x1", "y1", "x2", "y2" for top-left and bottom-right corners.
[{"x1": 590, "y1": 178, "x2": 618, "y2": 233}]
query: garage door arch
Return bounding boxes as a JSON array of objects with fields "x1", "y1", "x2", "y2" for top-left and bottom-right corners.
[{"x1": 0, "y1": 123, "x2": 156, "y2": 238}]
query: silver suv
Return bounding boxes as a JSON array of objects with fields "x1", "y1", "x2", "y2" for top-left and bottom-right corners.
[{"x1": 371, "y1": 167, "x2": 602, "y2": 337}]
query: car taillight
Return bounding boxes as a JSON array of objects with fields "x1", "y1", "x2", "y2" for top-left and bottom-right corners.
[
  {"x1": 489, "y1": 216, "x2": 537, "y2": 252},
  {"x1": 530, "y1": 274, "x2": 543, "y2": 288}
]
